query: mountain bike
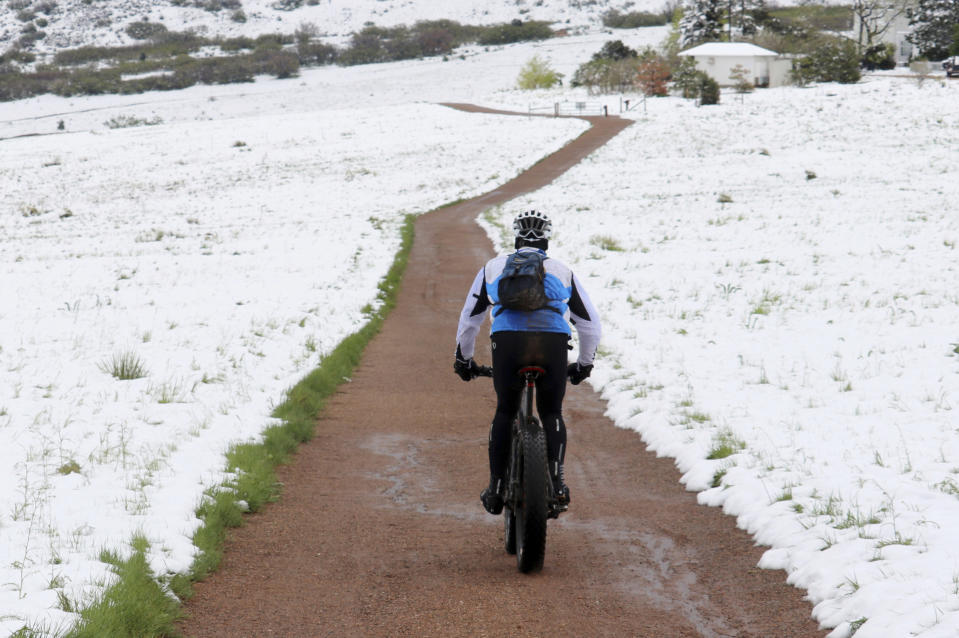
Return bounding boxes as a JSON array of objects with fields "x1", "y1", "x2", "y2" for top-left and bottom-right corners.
[
  {"x1": 472, "y1": 364, "x2": 566, "y2": 573},
  {"x1": 501, "y1": 366, "x2": 567, "y2": 573}
]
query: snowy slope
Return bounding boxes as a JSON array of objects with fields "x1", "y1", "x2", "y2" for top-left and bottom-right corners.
[{"x1": 0, "y1": 0, "x2": 634, "y2": 56}]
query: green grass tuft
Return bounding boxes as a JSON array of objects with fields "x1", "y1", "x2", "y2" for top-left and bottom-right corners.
[
  {"x1": 589, "y1": 235, "x2": 624, "y2": 251},
  {"x1": 57, "y1": 460, "x2": 82, "y2": 475},
  {"x1": 65, "y1": 535, "x2": 181, "y2": 638},
  {"x1": 99, "y1": 351, "x2": 148, "y2": 380},
  {"x1": 711, "y1": 468, "x2": 728, "y2": 488},
  {"x1": 706, "y1": 428, "x2": 746, "y2": 460}
]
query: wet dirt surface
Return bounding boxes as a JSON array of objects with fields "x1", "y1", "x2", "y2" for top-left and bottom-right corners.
[{"x1": 177, "y1": 106, "x2": 828, "y2": 638}]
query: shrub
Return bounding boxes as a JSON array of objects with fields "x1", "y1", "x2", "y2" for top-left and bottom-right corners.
[
  {"x1": 572, "y1": 40, "x2": 640, "y2": 93},
  {"x1": 384, "y1": 27, "x2": 423, "y2": 60},
  {"x1": 414, "y1": 19, "x2": 481, "y2": 47},
  {"x1": 104, "y1": 114, "x2": 162, "y2": 128},
  {"x1": 602, "y1": 9, "x2": 669, "y2": 28},
  {"x1": 333, "y1": 19, "x2": 549, "y2": 67},
  {"x1": 294, "y1": 21, "x2": 318, "y2": 45},
  {"x1": 219, "y1": 36, "x2": 256, "y2": 51},
  {"x1": 0, "y1": 68, "x2": 56, "y2": 101},
  {"x1": 636, "y1": 55, "x2": 670, "y2": 96},
  {"x1": 1, "y1": 47, "x2": 35, "y2": 64},
  {"x1": 125, "y1": 21, "x2": 169, "y2": 41},
  {"x1": 337, "y1": 21, "x2": 482, "y2": 66},
  {"x1": 171, "y1": 0, "x2": 241, "y2": 10},
  {"x1": 593, "y1": 39, "x2": 638, "y2": 61},
  {"x1": 516, "y1": 55, "x2": 563, "y2": 89},
  {"x1": 297, "y1": 41, "x2": 337, "y2": 65},
  {"x1": 339, "y1": 28, "x2": 387, "y2": 65},
  {"x1": 51, "y1": 68, "x2": 122, "y2": 96},
  {"x1": 17, "y1": 28, "x2": 45, "y2": 48},
  {"x1": 416, "y1": 26, "x2": 455, "y2": 56},
  {"x1": 729, "y1": 63, "x2": 754, "y2": 92},
  {"x1": 792, "y1": 37, "x2": 861, "y2": 84},
  {"x1": 55, "y1": 45, "x2": 117, "y2": 65},
  {"x1": 698, "y1": 72, "x2": 720, "y2": 104},
  {"x1": 252, "y1": 48, "x2": 299, "y2": 78},
  {"x1": 174, "y1": 56, "x2": 254, "y2": 84},
  {"x1": 476, "y1": 20, "x2": 553, "y2": 45},
  {"x1": 54, "y1": 32, "x2": 204, "y2": 66},
  {"x1": 254, "y1": 33, "x2": 294, "y2": 47},
  {"x1": 860, "y1": 43, "x2": 896, "y2": 70},
  {"x1": 789, "y1": 55, "x2": 816, "y2": 86},
  {"x1": 572, "y1": 58, "x2": 638, "y2": 93}
]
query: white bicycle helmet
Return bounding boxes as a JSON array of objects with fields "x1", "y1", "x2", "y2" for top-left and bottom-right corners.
[{"x1": 512, "y1": 210, "x2": 552, "y2": 241}]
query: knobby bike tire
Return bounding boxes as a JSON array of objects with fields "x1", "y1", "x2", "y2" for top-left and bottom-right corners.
[{"x1": 515, "y1": 418, "x2": 549, "y2": 573}]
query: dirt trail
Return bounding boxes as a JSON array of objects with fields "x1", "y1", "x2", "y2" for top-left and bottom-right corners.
[{"x1": 178, "y1": 106, "x2": 826, "y2": 637}]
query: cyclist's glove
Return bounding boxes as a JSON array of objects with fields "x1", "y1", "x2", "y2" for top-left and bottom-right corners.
[
  {"x1": 454, "y1": 354, "x2": 480, "y2": 382},
  {"x1": 567, "y1": 362, "x2": 593, "y2": 385}
]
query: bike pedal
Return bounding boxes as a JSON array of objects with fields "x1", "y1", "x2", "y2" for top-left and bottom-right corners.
[{"x1": 548, "y1": 503, "x2": 568, "y2": 519}]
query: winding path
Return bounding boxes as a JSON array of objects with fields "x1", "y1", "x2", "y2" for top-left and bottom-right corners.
[{"x1": 177, "y1": 105, "x2": 826, "y2": 637}]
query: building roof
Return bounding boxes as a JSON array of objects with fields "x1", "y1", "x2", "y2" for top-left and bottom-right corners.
[{"x1": 678, "y1": 42, "x2": 779, "y2": 57}]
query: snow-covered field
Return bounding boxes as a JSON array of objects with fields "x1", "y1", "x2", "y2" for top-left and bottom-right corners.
[
  {"x1": 3, "y1": 18, "x2": 959, "y2": 638},
  {"x1": 482, "y1": 77, "x2": 959, "y2": 637},
  {"x1": 0, "y1": 55, "x2": 592, "y2": 634}
]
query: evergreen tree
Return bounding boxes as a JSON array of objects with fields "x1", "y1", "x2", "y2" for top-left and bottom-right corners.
[
  {"x1": 727, "y1": 0, "x2": 765, "y2": 38},
  {"x1": 671, "y1": 56, "x2": 702, "y2": 97},
  {"x1": 699, "y1": 73, "x2": 721, "y2": 104},
  {"x1": 680, "y1": 0, "x2": 724, "y2": 46},
  {"x1": 908, "y1": 0, "x2": 959, "y2": 60},
  {"x1": 593, "y1": 40, "x2": 639, "y2": 61}
]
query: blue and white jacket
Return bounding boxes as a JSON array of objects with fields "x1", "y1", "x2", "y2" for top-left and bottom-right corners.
[{"x1": 455, "y1": 247, "x2": 602, "y2": 366}]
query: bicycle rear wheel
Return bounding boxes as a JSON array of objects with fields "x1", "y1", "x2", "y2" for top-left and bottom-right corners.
[{"x1": 515, "y1": 418, "x2": 548, "y2": 573}]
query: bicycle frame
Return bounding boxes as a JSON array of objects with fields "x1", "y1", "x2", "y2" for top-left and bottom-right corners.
[{"x1": 519, "y1": 366, "x2": 541, "y2": 425}]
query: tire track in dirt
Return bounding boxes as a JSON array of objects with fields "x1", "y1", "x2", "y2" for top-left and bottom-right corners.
[{"x1": 177, "y1": 105, "x2": 826, "y2": 638}]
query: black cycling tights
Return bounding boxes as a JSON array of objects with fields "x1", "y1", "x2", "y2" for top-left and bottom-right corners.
[{"x1": 488, "y1": 331, "x2": 568, "y2": 481}]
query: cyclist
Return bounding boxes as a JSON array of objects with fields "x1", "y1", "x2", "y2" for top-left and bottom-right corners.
[{"x1": 453, "y1": 210, "x2": 602, "y2": 515}]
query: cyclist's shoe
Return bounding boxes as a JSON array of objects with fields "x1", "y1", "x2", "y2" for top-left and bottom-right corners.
[
  {"x1": 551, "y1": 463, "x2": 570, "y2": 507},
  {"x1": 553, "y1": 480, "x2": 570, "y2": 506},
  {"x1": 481, "y1": 477, "x2": 504, "y2": 515}
]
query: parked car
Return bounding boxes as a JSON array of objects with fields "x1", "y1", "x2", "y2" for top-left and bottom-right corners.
[{"x1": 943, "y1": 56, "x2": 959, "y2": 78}]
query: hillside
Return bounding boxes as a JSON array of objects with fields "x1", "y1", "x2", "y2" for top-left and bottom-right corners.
[{"x1": 1, "y1": 0, "x2": 636, "y2": 57}]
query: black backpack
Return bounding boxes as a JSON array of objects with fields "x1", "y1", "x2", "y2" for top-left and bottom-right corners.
[{"x1": 495, "y1": 251, "x2": 558, "y2": 314}]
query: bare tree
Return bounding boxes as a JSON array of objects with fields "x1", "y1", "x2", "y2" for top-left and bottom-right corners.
[{"x1": 852, "y1": 0, "x2": 912, "y2": 52}]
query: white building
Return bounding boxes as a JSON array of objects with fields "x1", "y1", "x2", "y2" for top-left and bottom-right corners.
[{"x1": 678, "y1": 42, "x2": 792, "y2": 88}]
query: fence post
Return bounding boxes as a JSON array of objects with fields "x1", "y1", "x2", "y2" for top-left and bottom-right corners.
[
  {"x1": 603, "y1": 105, "x2": 608, "y2": 117},
  {"x1": 554, "y1": 103, "x2": 559, "y2": 117}
]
